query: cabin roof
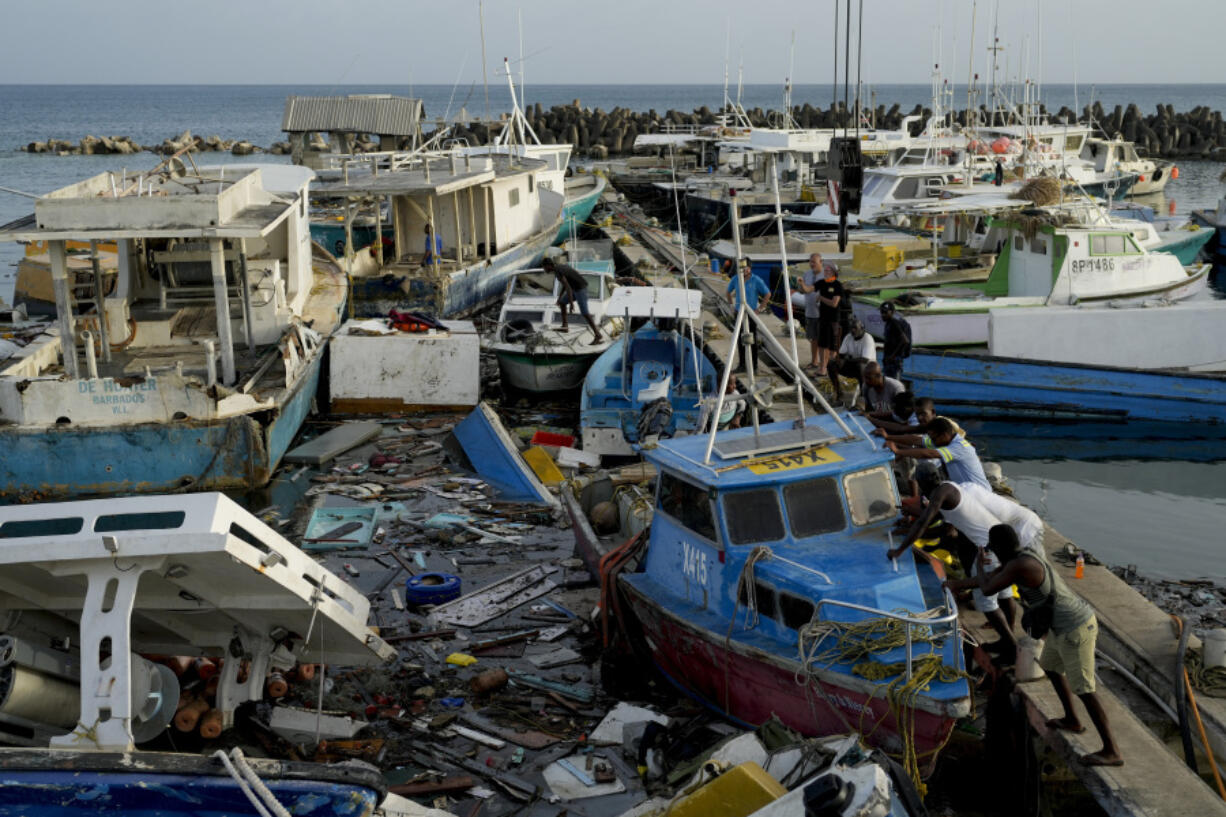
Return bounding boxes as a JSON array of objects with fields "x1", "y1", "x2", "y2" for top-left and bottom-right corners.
[
  {"x1": 644, "y1": 413, "x2": 889, "y2": 488},
  {"x1": 309, "y1": 153, "x2": 545, "y2": 197},
  {"x1": 282, "y1": 94, "x2": 424, "y2": 136}
]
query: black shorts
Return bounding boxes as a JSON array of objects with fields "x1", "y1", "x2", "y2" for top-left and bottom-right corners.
[{"x1": 817, "y1": 318, "x2": 841, "y2": 350}]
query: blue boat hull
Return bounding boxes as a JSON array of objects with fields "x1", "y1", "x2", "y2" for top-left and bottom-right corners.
[
  {"x1": 0, "y1": 750, "x2": 383, "y2": 817},
  {"x1": 351, "y1": 223, "x2": 559, "y2": 318},
  {"x1": 1157, "y1": 227, "x2": 1215, "y2": 265},
  {"x1": 905, "y1": 350, "x2": 1226, "y2": 424},
  {"x1": 450, "y1": 402, "x2": 556, "y2": 505},
  {"x1": 0, "y1": 353, "x2": 324, "y2": 501}
]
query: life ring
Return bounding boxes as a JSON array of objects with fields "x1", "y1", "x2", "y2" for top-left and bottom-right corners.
[{"x1": 404, "y1": 573, "x2": 462, "y2": 605}]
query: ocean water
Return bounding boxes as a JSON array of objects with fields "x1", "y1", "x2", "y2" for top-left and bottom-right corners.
[{"x1": 0, "y1": 84, "x2": 1223, "y2": 581}]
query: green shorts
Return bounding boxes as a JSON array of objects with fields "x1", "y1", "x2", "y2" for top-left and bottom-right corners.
[{"x1": 1040, "y1": 614, "x2": 1098, "y2": 695}]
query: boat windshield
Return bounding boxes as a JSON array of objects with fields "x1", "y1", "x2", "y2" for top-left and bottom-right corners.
[
  {"x1": 511, "y1": 272, "x2": 556, "y2": 296},
  {"x1": 722, "y1": 488, "x2": 785, "y2": 545},
  {"x1": 581, "y1": 274, "x2": 604, "y2": 296},
  {"x1": 782, "y1": 477, "x2": 846, "y2": 537},
  {"x1": 658, "y1": 472, "x2": 717, "y2": 543},
  {"x1": 842, "y1": 466, "x2": 897, "y2": 526}
]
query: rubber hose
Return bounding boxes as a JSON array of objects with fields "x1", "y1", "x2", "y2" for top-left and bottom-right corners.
[{"x1": 1176, "y1": 614, "x2": 1200, "y2": 774}]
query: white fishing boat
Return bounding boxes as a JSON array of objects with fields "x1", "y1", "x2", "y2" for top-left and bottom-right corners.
[
  {"x1": 0, "y1": 162, "x2": 345, "y2": 498},
  {"x1": 855, "y1": 215, "x2": 1211, "y2": 347},
  {"x1": 489, "y1": 240, "x2": 622, "y2": 392}
]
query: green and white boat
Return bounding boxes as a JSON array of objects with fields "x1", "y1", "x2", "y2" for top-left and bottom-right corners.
[
  {"x1": 490, "y1": 240, "x2": 622, "y2": 392},
  {"x1": 855, "y1": 215, "x2": 1212, "y2": 347}
]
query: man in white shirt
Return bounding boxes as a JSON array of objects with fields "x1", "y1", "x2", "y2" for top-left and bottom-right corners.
[{"x1": 827, "y1": 318, "x2": 876, "y2": 403}]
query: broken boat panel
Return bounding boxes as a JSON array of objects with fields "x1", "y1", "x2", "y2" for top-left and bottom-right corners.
[{"x1": 449, "y1": 401, "x2": 559, "y2": 507}]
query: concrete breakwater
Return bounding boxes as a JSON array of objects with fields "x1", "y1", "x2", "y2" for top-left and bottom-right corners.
[{"x1": 18, "y1": 99, "x2": 1226, "y2": 160}]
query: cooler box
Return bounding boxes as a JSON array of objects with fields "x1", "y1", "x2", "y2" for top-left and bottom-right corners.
[{"x1": 852, "y1": 243, "x2": 902, "y2": 274}]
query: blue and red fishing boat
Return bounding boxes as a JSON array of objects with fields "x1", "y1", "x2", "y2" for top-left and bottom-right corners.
[{"x1": 601, "y1": 410, "x2": 970, "y2": 775}]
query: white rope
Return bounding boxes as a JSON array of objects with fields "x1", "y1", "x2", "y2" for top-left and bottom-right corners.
[
  {"x1": 229, "y1": 748, "x2": 293, "y2": 817},
  {"x1": 214, "y1": 749, "x2": 274, "y2": 817}
]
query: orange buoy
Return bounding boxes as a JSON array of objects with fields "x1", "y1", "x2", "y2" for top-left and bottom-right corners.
[
  {"x1": 174, "y1": 698, "x2": 209, "y2": 732},
  {"x1": 265, "y1": 672, "x2": 289, "y2": 699},
  {"x1": 295, "y1": 663, "x2": 316, "y2": 682},
  {"x1": 199, "y1": 708, "x2": 224, "y2": 739},
  {"x1": 1169, "y1": 199, "x2": 1177, "y2": 215},
  {"x1": 192, "y1": 657, "x2": 218, "y2": 681},
  {"x1": 1171, "y1": 165, "x2": 1180, "y2": 180}
]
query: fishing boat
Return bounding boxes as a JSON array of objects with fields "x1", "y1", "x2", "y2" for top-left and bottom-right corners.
[
  {"x1": 579, "y1": 287, "x2": 716, "y2": 458},
  {"x1": 603, "y1": 409, "x2": 969, "y2": 772},
  {"x1": 854, "y1": 214, "x2": 1212, "y2": 347},
  {"x1": 0, "y1": 492, "x2": 397, "y2": 814},
  {"x1": 490, "y1": 240, "x2": 621, "y2": 392},
  {"x1": 1081, "y1": 136, "x2": 1176, "y2": 196},
  {"x1": 0, "y1": 163, "x2": 345, "y2": 498},
  {"x1": 311, "y1": 149, "x2": 563, "y2": 318}
]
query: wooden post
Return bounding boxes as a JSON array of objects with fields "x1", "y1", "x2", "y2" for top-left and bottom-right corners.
[
  {"x1": 89, "y1": 239, "x2": 111, "y2": 363},
  {"x1": 467, "y1": 187, "x2": 477, "y2": 261},
  {"x1": 427, "y1": 197, "x2": 439, "y2": 268},
  {"x1": 453, "y1": 191, "x2": 464, "y2": 264},
  {"x1": 210, "y1": 238, "x2": 236, "y2": 385},
  {"x1": 374, "y1": 196, "x2": 385, "y2": 267},
  {"x1": 49, "y1": 240, "x2": 79, "y2": 379},
  {"x1": 483, "y1": 187, "x2": 492, "y2": 261},
  {"x1": 237, "y1": 239, "x2": 256, "y2": 352}
]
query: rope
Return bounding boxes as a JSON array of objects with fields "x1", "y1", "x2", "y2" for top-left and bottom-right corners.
[
  {"x1": 229, "y1": 748, "x2": 293, "y2": 817},
  {"x1": 213, "y1": 749, "x2": 275, "y2": 817},
  {"x1": 1173, "y1": 615, "x2": 1226, "y2": 800}
]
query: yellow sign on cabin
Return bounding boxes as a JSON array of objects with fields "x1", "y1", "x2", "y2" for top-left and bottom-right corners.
[{"x1": 745, "y1": 446, "x2": 844, "y2": 475}]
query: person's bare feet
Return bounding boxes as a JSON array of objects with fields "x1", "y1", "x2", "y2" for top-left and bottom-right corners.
[
  {"x1": 1080, "y1": 750, "x2": 1124, "y2": 767},
  {"x1": 1046, "y1": 717, "x2": 1086, "y2": 734}
]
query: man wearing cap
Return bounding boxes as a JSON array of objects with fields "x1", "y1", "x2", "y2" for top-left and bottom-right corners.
[
  {"x1": 879, "y1": 302, "x2": 912, "y2": 379},
  {"x1": 543, "y1": 257, "x2": 603, "y2": 344},
  {"x1": 827, "y1": 317, "x2": 876, "y2": 404}
]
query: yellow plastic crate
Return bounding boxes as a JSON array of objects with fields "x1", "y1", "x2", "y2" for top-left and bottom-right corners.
[
  {"x1": 521, "y1": 446, "x2": 564, "y2": 486},
  {"x1": 852, "y1": 243, "x2": 903, "y2": 275},
  {"x1": 668, "y1": 762, "x2": 786, "y2": 817}
]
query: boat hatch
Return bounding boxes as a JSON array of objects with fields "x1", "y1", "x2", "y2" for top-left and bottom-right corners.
[
  {"x1": 505, "y1": 309, "x2": 546, "y2": 324},
  {"x1": 714, "y1": 426, "x2": 838, "y2": 460}
]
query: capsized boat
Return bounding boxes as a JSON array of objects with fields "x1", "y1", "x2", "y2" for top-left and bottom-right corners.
[
  {"x1": 0, "y1": 163, "x2": 346, "y2": 498},
  {"x1": 490, "y1": 240, "x2": 622, "y2": 393},
  {"x1": 608, "y1": 410, "x2": 969, "y2": 774},
  {"x1": 0, "y1": 492, "x2": 397, "y2": 813},
  {"x1": 579, "y1": 287, "x2": 717, "y2": 458},
  {"x1": 855, "y1": 214, "x2": 1212, "y2": 347}
]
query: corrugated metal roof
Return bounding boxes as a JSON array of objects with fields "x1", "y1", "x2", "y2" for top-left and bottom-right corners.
[{"x1": 281, "y1": 95, "x2": 424, "y2": 136}]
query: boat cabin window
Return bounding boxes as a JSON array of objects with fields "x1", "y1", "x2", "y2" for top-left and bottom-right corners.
[
  {"x1": 892, "y1": 177, "x2": 920, "y2": 200},
  {"x1": 843, "y1": 466, "x2": 897, "y2": 526},
  {"x1": 581, "y1": 274, "x2": 605, "y2": 297},
  {"x1": 861, "y1": 175, "x2": 888, "y2": 198},
  {"x1": 737, "y1": 579, "x2": 779, "y2": 619},
  {"x1": 1013, "y1": 235, "x2": 1024, "y2": 252},
  {"x1": 658, "y1": 472, "x2": 717, "y2": 543},
  {"x1": 722, "y1": 488, "x2": 785, "y2": 545},
  {"x1": 1090, "y1": 233, "x2": 1139, "y2": 255},
  {"x1": 509, "y1": 188, "x2": 521, "y2": 208},
  {"x1": 528, "y1": 176, "x2": 534, "y2": 193},
  {"x1": 511, "y1": 272, "x2": 555, "y2": 296},
  {"x1": 1030, "y1": 237, "x2": 1047, "y2": 255},
  {"x1": 783, "y1": 477, "x2": 846, "y2": 537},
  {"x1": 779, "y1": 592, "x2": 816, "y2": 630},
  {"x1": 1065, "y1": 134, "x2": 1084, "y2": 152}
]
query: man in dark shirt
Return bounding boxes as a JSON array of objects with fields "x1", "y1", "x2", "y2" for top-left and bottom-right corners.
[
  {"x1": 879, "y1": 302, "x2": 912, "y2": 379},
  {"x1": 542, "y1": 257, "x2": 603, "y2": 344},
  {"x1": 815, "y1": 265, "x2": 844, "y2": 375}
]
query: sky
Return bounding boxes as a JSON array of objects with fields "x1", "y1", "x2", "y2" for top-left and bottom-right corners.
[{"x1": 2, "y1": 0, "x2": 1224, "y2": 86}]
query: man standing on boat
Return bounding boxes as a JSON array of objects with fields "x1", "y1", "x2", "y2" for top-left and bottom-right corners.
[
  {"x1": 423, "y1": 223, "x2": 443, "y2": 267},
  {"x1": 543, "y1": 257, "x2": 604, "y2": 344},
  {"x1": 888, "y1": 481, "x2": 1021, "y2": 662},
  {"x1": 878, "y1": 303, "x2": 911, "y2": 380},
  {"x1": 958, "y1": 525, "x2": 1124, "y2": 767}
]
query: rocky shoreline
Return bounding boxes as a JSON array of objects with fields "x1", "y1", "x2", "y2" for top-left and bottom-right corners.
[{"x1": 19, "y1": 99, "x2": 1226, "y2": 160}]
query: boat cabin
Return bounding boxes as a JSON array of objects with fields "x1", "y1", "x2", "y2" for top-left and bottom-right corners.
[
  {"x1": 0, "y1": 164, "x2": 334, "y2": 429},
  {"x1": 282, "y1": 94, "x2": 426, "y2": 169}
]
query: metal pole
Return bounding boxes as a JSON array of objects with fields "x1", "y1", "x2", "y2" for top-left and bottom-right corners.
[
  {"x1": 49, "y1": 240, "x2": 79, "y2": 379},
  {"x1": 702, "y1": 306, "x2": 746, "y2": 465},
  {"x1": 209, "y1": 238, "x2": 237, "y2": 386},
  {"x1": 237, "y1": 240, "x2": 256, "y2": 352},
  {"x1": 728, "y1": 194, "x2": 761, "y2": 438},
  {"x1": 769, "y1": 156, "x2": 806, "y2": 424}
]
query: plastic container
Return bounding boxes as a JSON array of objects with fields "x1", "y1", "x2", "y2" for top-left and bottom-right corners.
[
  {"x1": 1074, "y1": 553, "x2": 1085, "y2": 579},
  {"x1": 1204, "y1": 629, "x2": 1226, "y2": 669},
  {"x1": 1015, "y1": 636, "x2": 1045, "y2": 682}
]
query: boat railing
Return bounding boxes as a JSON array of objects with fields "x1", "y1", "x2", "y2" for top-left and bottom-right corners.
[{"x1": 812, "y1": 590, "x2": 959, "y2": 682}]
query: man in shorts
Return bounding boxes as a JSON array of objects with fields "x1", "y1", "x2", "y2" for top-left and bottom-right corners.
[
  {"x1": 543, "y1": 257, "x2": 603, "y2": 344},
  {"x1": 963, "y1": 525, "x2": 1122, "y2": 767},
  {"x1": 799, "y1": 253, "x2": 824, "y2": 370}
]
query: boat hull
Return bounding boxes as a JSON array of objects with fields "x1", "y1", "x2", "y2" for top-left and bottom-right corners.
[
  {"x1": 905, "y1": 351, "x2": 1226, "y2": 424},
  {"x1": 620, "y1": 578, "x2": 961, "y2": 774},
  {"x1": 0, "y1": 749, "x2": 383, "y2": 817},
  {"x1": 496, "y1": 348, "x2": 601, "y2": 392},
  {"x1": 1157, "y1": 227, "x2": 1215, "y2": 265},
  {"x1": 558, "y1": 175, "x2": 607, "y2": 244},
  {"x1": 0, "y1": 352, "x2": 323, "y2": 500},
  {"x1": 350, "y1": 220, "x2": 559, "y2": 319}
]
